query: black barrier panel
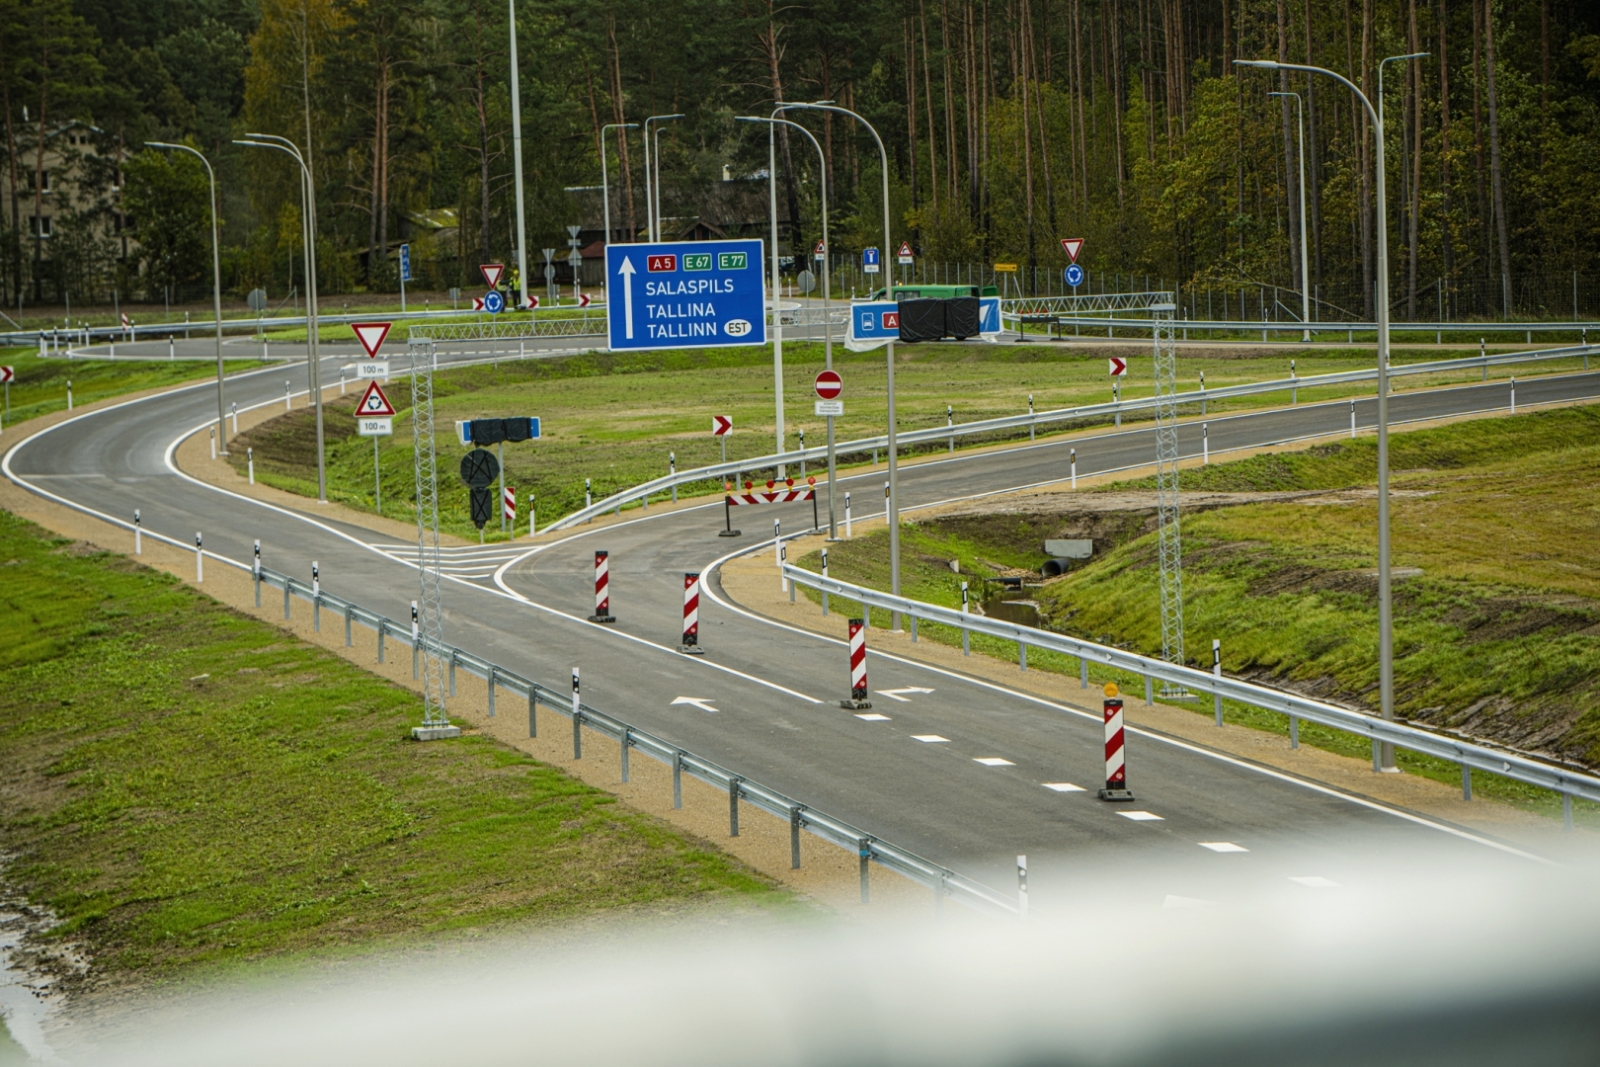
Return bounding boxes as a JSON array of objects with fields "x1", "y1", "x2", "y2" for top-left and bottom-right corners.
[
  {"x1": 503, "y1": 416, "x2": 533, "y2": 442},
  {"x1": 469, "y1": 486, "x2": 494, "y2": 529},
  {"x1": 896, "y1": 297, "x2": 946, "y2": 343},
  {"x1": 470, "y1": 418, "x2": 506, "y2": 445},
  {"x1": 945, "y1": 296, "x2": 980, "y2": 340},
  {"x1": 460, "y1": 448, "x2": 500, "y2": 487}
]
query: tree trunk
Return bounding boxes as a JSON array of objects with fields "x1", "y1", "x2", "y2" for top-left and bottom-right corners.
[
  {"x1": 1111, "y1": 0, "x2": 1125, "y2": 210},
  {"x1": 606, "y1": 19, "x2": 635, "y2": 240},
  {"x1": 906, "y1": 18, "x2": 919, "y2": 211},
  {"x1": 378, "y1": 63, "x2": 390, "y2": 288},
  {"x1": 1483, "y1": 0, "x2": 1510, "y2": 313},
  {"x1": 1406, "y1": 0, "x2": 1422, "y2": 319},
  {"x1": 1437, "y1": 0, "x2": 1453, "y2": 293},
  {"x1": 920, "y1": 2, "x2": 938, "y2": 213},
  {"x1": 33, "y1": 49, "x2": 49, "y2": 304},
  {"x1": 1277, "y1": 0, "x2": 1301, "y2": 308},
  {"x1": 1471, "y1": 0, "x2": 1486, "y2": 286}
]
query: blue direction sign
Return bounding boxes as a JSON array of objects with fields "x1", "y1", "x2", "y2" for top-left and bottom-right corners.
[
  {"x1": 862, "y1": 246, "x2": 881, "y2": 274},
  {"x1": 483, "y1": 290, "x2": 505, "y2": 314},
  {"x1": 399, "y1": 243, "x2": 412, "y2": 283},
  {"x1": 845, "y1": 296, "x2": 1003, "y2": 351},
  {"x1": 1065, "y1": 263, "x2": 1085, "y2": 288},
  {"x1": 605, "y1": 239, "x2": 767, "y2": 351}
]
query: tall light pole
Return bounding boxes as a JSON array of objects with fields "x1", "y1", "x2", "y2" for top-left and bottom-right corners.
[
  {"x1": 146, "y1": 141, "x2": 226, "y2": 452},
  {"x1": 641, "y1": 114, "x2": 684, "y2": 242},
  {"x1": 600, "y1": 122, "x2": 638, "y2": 244},
  {"x1": 652, "y1": 116, "x2": 683, "y2": 240},
  {"x1": 787, "y1": 101, "x2": 900, "y2": 623},
  {"x1": 507, "y1": 0, "x2": 530, "y2": 312},
  {"x1": 1266, "y1": 93, "x2": 1311, "y2": 341},
  {"x1": 1237, "y1": 58, "x2": 1399, "y2": 770},
  {"x1": 236, "y1": 133, "x2": 327, "y2": 503}
]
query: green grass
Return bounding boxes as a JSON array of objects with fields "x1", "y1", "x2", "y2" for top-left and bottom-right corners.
[
  {"x1": 229, "y1": 338, "x2": 1583, "y2": 541},
  {"x1": 0, "y1": 510, "x2": 787, "y2": 981},
  {"x1": 0, "y1": 346, "x2": 265, "y2": 426},
  {"x1": 798, "y1": 407, "x2": 1600, "y2": 825}
]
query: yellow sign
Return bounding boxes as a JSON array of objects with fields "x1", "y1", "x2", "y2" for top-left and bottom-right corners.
[
  {"x1": 1103, "y1": 682, "x2": 1119, "y2": 698},
  {"x1": 993, "y1": 262, "x2": 1019, "y2": 272}
]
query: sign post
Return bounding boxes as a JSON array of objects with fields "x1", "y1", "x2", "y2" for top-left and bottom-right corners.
[
  {"x1": 566, "y1": 226, "x2": 583, "y2": 305},
  {"x1": 896, "y1": 240, "x2": 914, "y2": 286},
  {"x1": 354, "y1": 379, "x2": 396, "y2": 513},
  {"x1": 0, "y1": 365, "x2": 12, "y2": 416},
  {"x1": 815, "y1": 371, "x2": 844, "y2": 539},
  {"x1": 712, "y1": 414, "x2": 732, "y2": 465}
]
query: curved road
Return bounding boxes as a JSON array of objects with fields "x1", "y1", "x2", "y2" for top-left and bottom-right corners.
[{"x1": 8, "y1": 340, "x2": 1594, "y2": 899}]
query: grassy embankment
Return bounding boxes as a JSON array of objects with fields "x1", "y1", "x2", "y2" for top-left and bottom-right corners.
[
  {"x1": 0, "y1": 346, "x2": 266, "y2": 427},
  {"x1": 226, "y1": 338, "x2": 1581, "y2": 542},
  {"x1": 796, "y1": 406, "x2": 1600, "y2": 824},
  {"x1": 0, "y1": 510, "x2": 786, "y2": 988}
]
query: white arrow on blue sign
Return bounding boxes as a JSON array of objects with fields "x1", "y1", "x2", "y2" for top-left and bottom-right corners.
[
  {"x1": 483, "y1": 290, "x2": 505, "y2": 314},
  {"x1": 605, "y1": 240, "x2": 767, "y2": 351},
  {"x1": 1065, "y1": 263, "x2": 1085, "y2": 288}
]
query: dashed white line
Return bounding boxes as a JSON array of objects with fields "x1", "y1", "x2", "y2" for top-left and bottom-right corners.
[
  {"x1": 1042, "y1": 782, "x2": 1086, "y2": 793},
  {"x1": 973, "y1": 757, "x2": 1016, "y2": 767},
  {"x1": 1198, "y1": 841, "x2": 1249, "y2": 853},
  {"x1": 911, "y1": 734, "x2": 951, "y2": 744},
  {"x1": 855, "y1": 713, "x2": 891, "y2": 722},
  {"x1": 1118, "y1": 810, "x2": 1164, "y2": 821}
]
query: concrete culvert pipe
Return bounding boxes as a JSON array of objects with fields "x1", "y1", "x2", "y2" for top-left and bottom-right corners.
[{"x1": 1041, "y1": 559, "x2": 1074, "y2": 578}]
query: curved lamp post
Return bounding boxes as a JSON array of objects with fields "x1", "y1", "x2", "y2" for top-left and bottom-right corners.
[{"x1": 145, "y1": 141, "x2": 226, "y2": 452}]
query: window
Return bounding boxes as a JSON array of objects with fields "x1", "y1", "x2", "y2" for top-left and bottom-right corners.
[
  {"x1": 24, "y1": 170, "x2": 50, "y2": 193},
  {"x1": 29, "y1": 215, "x2": 52, "y2": 238}
]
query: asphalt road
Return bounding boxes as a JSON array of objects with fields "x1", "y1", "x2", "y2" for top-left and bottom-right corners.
[{"x1": 9, "y1": 341, "x2": 1595, "y2": 902}]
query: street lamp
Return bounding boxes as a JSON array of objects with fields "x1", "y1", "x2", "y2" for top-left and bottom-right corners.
[
  {"x1": 786, "y1": 101, "x2": 901, "y2": 624},
  {"x1": 1237, "y1": 58, "x2": 1400, "y2": 770},
  {"x1": 1265, "y1": 93, "x2": 1311, "y2": 341},
  {"x1": 235, "y1": 133, "x2": 328, "y2": 503},
  {"x1": 146, "y1": 141, "x2": 226, "y2": 452},
  {"x1": 642, "y1": 114, "x2": 684, "y2": 242},
  {"x1": 507, "y1": 0, "x2": 531, "y2": 312},
  {"x1": 736, "y1": 113, "x2": 838, "y2": 536},
  {"x1": 601, "y1": 123, "x2": 639, "y2": 244}
]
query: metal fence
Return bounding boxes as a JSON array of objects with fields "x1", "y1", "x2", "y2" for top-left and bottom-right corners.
[
  {"x1": 547, "y1": 341, "x2": 1595, "y2": 530},
  {"x1": 780, "y1": 564, "x2": 1600, "y2": 825},
  {"x1": 407, "y1": 313, "x2": 609, "y2": 342},
  {"x1": 244, "y1": 560, "x2": 1015, "y2": 914}
]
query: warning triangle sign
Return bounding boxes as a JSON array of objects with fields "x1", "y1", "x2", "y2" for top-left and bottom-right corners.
[
  {"x1": 897, "y1": 240, "x2": 914, "y2": 258},
  {"x1": 350, "y1": 321, "x2": 391, "y2": 357},
  {"x1": 480, "y1": 262, "x2": 505, "y2": 289},
  {"x1": 355, "y1": 380, "x2": 396, "y2": 417},
  {"x1": 1060, "y1": 237, "x2": 1084, "y2": 263}
]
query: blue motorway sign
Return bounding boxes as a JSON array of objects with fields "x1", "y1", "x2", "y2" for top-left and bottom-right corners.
[
  {"x1": 862, "y1": 246, "x2": 881, "y2": 273},
  {"x1": 845, "y1": 297, "x2": 1002, "y2": 351},
  {"x1": 1065, "y1": 263, "x2": 1085, "y2": 288},
  {"x1": 483, "y1": 290, "x2": 505, "y2": 314},
  {"x1": 605, "y1": 239, "x2": 767, "y2": 350},
  {"x1": 399, "y1": 243, "x2": 412, "y2": 283}
]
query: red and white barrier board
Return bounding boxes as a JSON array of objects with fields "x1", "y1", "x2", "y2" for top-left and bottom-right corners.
[
  {"x1": 588, "y1": 550, "x2": 615, "y2": 624},
  {"x1": 840, "y1": 619, "x2": 872, "y2": 709},
  {"x1": 681, "y1": 572, "x2": 703, "y2": 654},
  {"x1": 725, "y1": 477, "x2": 817, "y2": 506},
  {"x1": 1098, "y1": 683, "x2": 1134, "y2": 800},
  {"x1": 503, "y1": 485, "x2": 516, "y2": 524}
]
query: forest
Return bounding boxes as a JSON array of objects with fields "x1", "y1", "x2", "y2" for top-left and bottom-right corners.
[{"x1": 2, "y1": 0, "x2": 1599, "y2": 319}]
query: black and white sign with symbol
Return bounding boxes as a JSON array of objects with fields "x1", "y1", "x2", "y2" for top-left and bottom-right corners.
[
  {"x1": 355, "y1": 381, "x2": 396, "y2": 416},
  {"x1": 459, "y1": 449, "x2": 500, "y2": 488}
]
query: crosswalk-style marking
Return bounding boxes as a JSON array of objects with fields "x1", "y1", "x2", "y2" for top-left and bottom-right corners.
[{"x1": 372, "y1": 541, "x2": 529, "y2": 580}]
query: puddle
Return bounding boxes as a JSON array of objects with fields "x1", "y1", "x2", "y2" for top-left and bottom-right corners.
[
  {"x1": 981, "y1": 592, "x2": 1042, "y2": 627},
  {"x1": 0, "y1": 886, "x2": 81, "y2": 1065}
]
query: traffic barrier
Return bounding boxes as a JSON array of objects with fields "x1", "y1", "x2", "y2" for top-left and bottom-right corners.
[
  {"x1": 718, "y1": 482, "x2": 742, "y2": 537},
  {"x1": 841, "y1": 619, "x2": 872, "y2": 709},
  {"x1": 1098, "y1": 684, "x2": 1134, "y2": 801},
  {"x1": 503, "y1": 485, "x2": 516, "y2": 531},
  {"x1": 588, "y1": 551, "x2": 615, "y2": 623},
  {"x1": 681, "y1": 573, "x2": 703, "y2": 654},
  {"x1": 726, "y1": 478, "x2": 819, "y2": 531}
]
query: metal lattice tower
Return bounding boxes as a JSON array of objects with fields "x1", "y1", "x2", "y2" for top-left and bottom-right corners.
[
  {"x1": 1150, "y1": 300, "x2": 1186, "y2": 679},
  {"x1": 409, "y1": 339, "x2": 449, "y2": 724}
]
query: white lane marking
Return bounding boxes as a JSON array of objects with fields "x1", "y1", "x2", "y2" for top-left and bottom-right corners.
[
  {"x1": 1198, "y1": 841, "x2": 1249, "y2": 853},
  {"x1": 875, "y1": 686, "x2": 935, "y2": 701},
  {"x1": 694, "y1": 538, "x2": 1559, "y2": 864},
  {"x1": 1118, "y1": 810, "x2": 1165, "y2": 821},
  {"x1": 855, "y1": 713, "x2": 891, "y2": 722},
  {"x1": 973, "y1": 757, "x2": 1016, "y2": 767},
  {"x1": 911, "y1": 734, "x2": 951, "y2": 744},
  {"x1": 670, "y1": 696, "x2": 720, "y2": 713},
  {"x1": 1289, "y1": 876, "x2": 1340, "y2": 888},
  {"x1": 1042, "y1": 782, "x2": 1086, "y2": 793}
]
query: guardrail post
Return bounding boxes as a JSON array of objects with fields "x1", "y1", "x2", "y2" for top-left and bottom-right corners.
[
  {"x1": 673, "y1": 752, "x2": 683, "y2": 808},
  {"x1": 620, "y1": 727, "x2": 631, "y2": 782},
  {"x1": 1019, "y1": 641, "x2": 1027, "y2": 671},
  {"x1": 527, "y1": 685, "x2": 539, "y2": 737},
  {"x1": 1481, "y1": 338, "x2": 1487, "y2": 379},
  {"x1": 1291, "y1": 359, "x2": 1298, "y2": 404},
  {"x1": 820, "y1": 551, "x2": 829, "y2": 616},
  {"x1": 1144, "y1": 675, "x2": 1153, "y2": 705},
  {"x1": 789, "y1": 806, "x2": 802, "y2": 868},
  {"x1": 1461, "y1": 765, "x2": 1471, "y2": 800},
  {"x1": 909, "y1": 614, "x2": 917, "y2": 642},
  {"x1": 283, "y1": 583, "x2": 291, "y2": 620},
  {"x1": 487, "y1": 666, "x2": 497, "y2": 718},
  {"x1": 947, "y1": 405, "x2": 954, "y2": 452},
  {"x1": 1563, "y1": 794, "x2": 1573, "y2": 830},
  {"x1": 344, "y1": 605, "x2": 352, "y2": 647},
  {"x1": 377, "y1": 620, "x2": 386, "y2": 663},
  {"x1": 1290, "y1": 714, "x2": 1299, "y2": 749},
  {"x1": 1212, "y1": 640, "x2": 1223, "y2": 725},
  {"x1": 1199, "y1": 371, "x2": 1207, "y2": 415},
  {"x1": 1371, "y1": 740, "x2": 1382, "y2": 772},
  {"x1": 858, "y1": 839, "x2": 871, "y2": 903},
  {"x1": 729, "y1": 776, "x2": 741, "y2": 836},
  {"x1": 1080, "y1": 657, "x2": 1088, "y2": 687},
  {"x1": 449, "y1": 653, "x2": 457, "y2": 696},
  {"x1": 934, "y1": 872, "x2": 946, "y2": 917},
  {"x1": 571, "y1": 668, "x2": 583, "y2": 759},
  {"x1": 1028, "y1": 394, "x2": 1035, "y2": 441}
]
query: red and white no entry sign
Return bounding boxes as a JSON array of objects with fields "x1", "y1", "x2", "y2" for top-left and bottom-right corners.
[
  {"x1": 814, "y1": 370, "x2": 843, "y2": 400},
  {"x1": 351, "y1": 321, "x2": 392, "y2": 358},
  {"x1": 712, "y1": 415, "x2": 733, "y2": 436},
  {"x1": 1108, "y1": 356, "x2": 1127, "y2": 377}
]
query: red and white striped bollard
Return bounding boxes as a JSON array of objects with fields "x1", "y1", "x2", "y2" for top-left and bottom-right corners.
[
  {"x1": 588, "y1": 550, "x2": 616, "y2": 624},
  {"x1": 1098, "y1": 682, "x2": 1134, "y2": 801},
  {"x1": 681, "y1": 572, "x2": 703, "y2": 655},
  {"x1": 840, "y1": 618, "x2": 872, "y2": 709},
  {"x1": 503, "y1": 485, "x2": 516, "y2": 533}
]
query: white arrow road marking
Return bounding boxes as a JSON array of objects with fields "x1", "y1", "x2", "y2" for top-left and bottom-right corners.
[
  {"x1": 670, "y1": 696, "x2": 719, "y2": 713},
  {"x1": 874, "y1": 687, "x2": 935, "y2": 702},
  {"x1": 618, "y1": 256, "x2": 637, "y2": 339}
]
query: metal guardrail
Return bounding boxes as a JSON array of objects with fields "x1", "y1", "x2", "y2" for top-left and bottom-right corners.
[
  {"x1": 246, "y1": 562, "x2": 1014, "y2": 914},
  {"x1": 407, "y1": 313, "x2": 609, "y2": 341},
  {"x1": 780, "y1": 563, "x2": 1600, "y2": 813},
  {"x1": 7, "y1": 307, "x2": 479, "y2": 348},
  {"x1": 546, "y1": 342, "x2": 1596, "y2": 530}
]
